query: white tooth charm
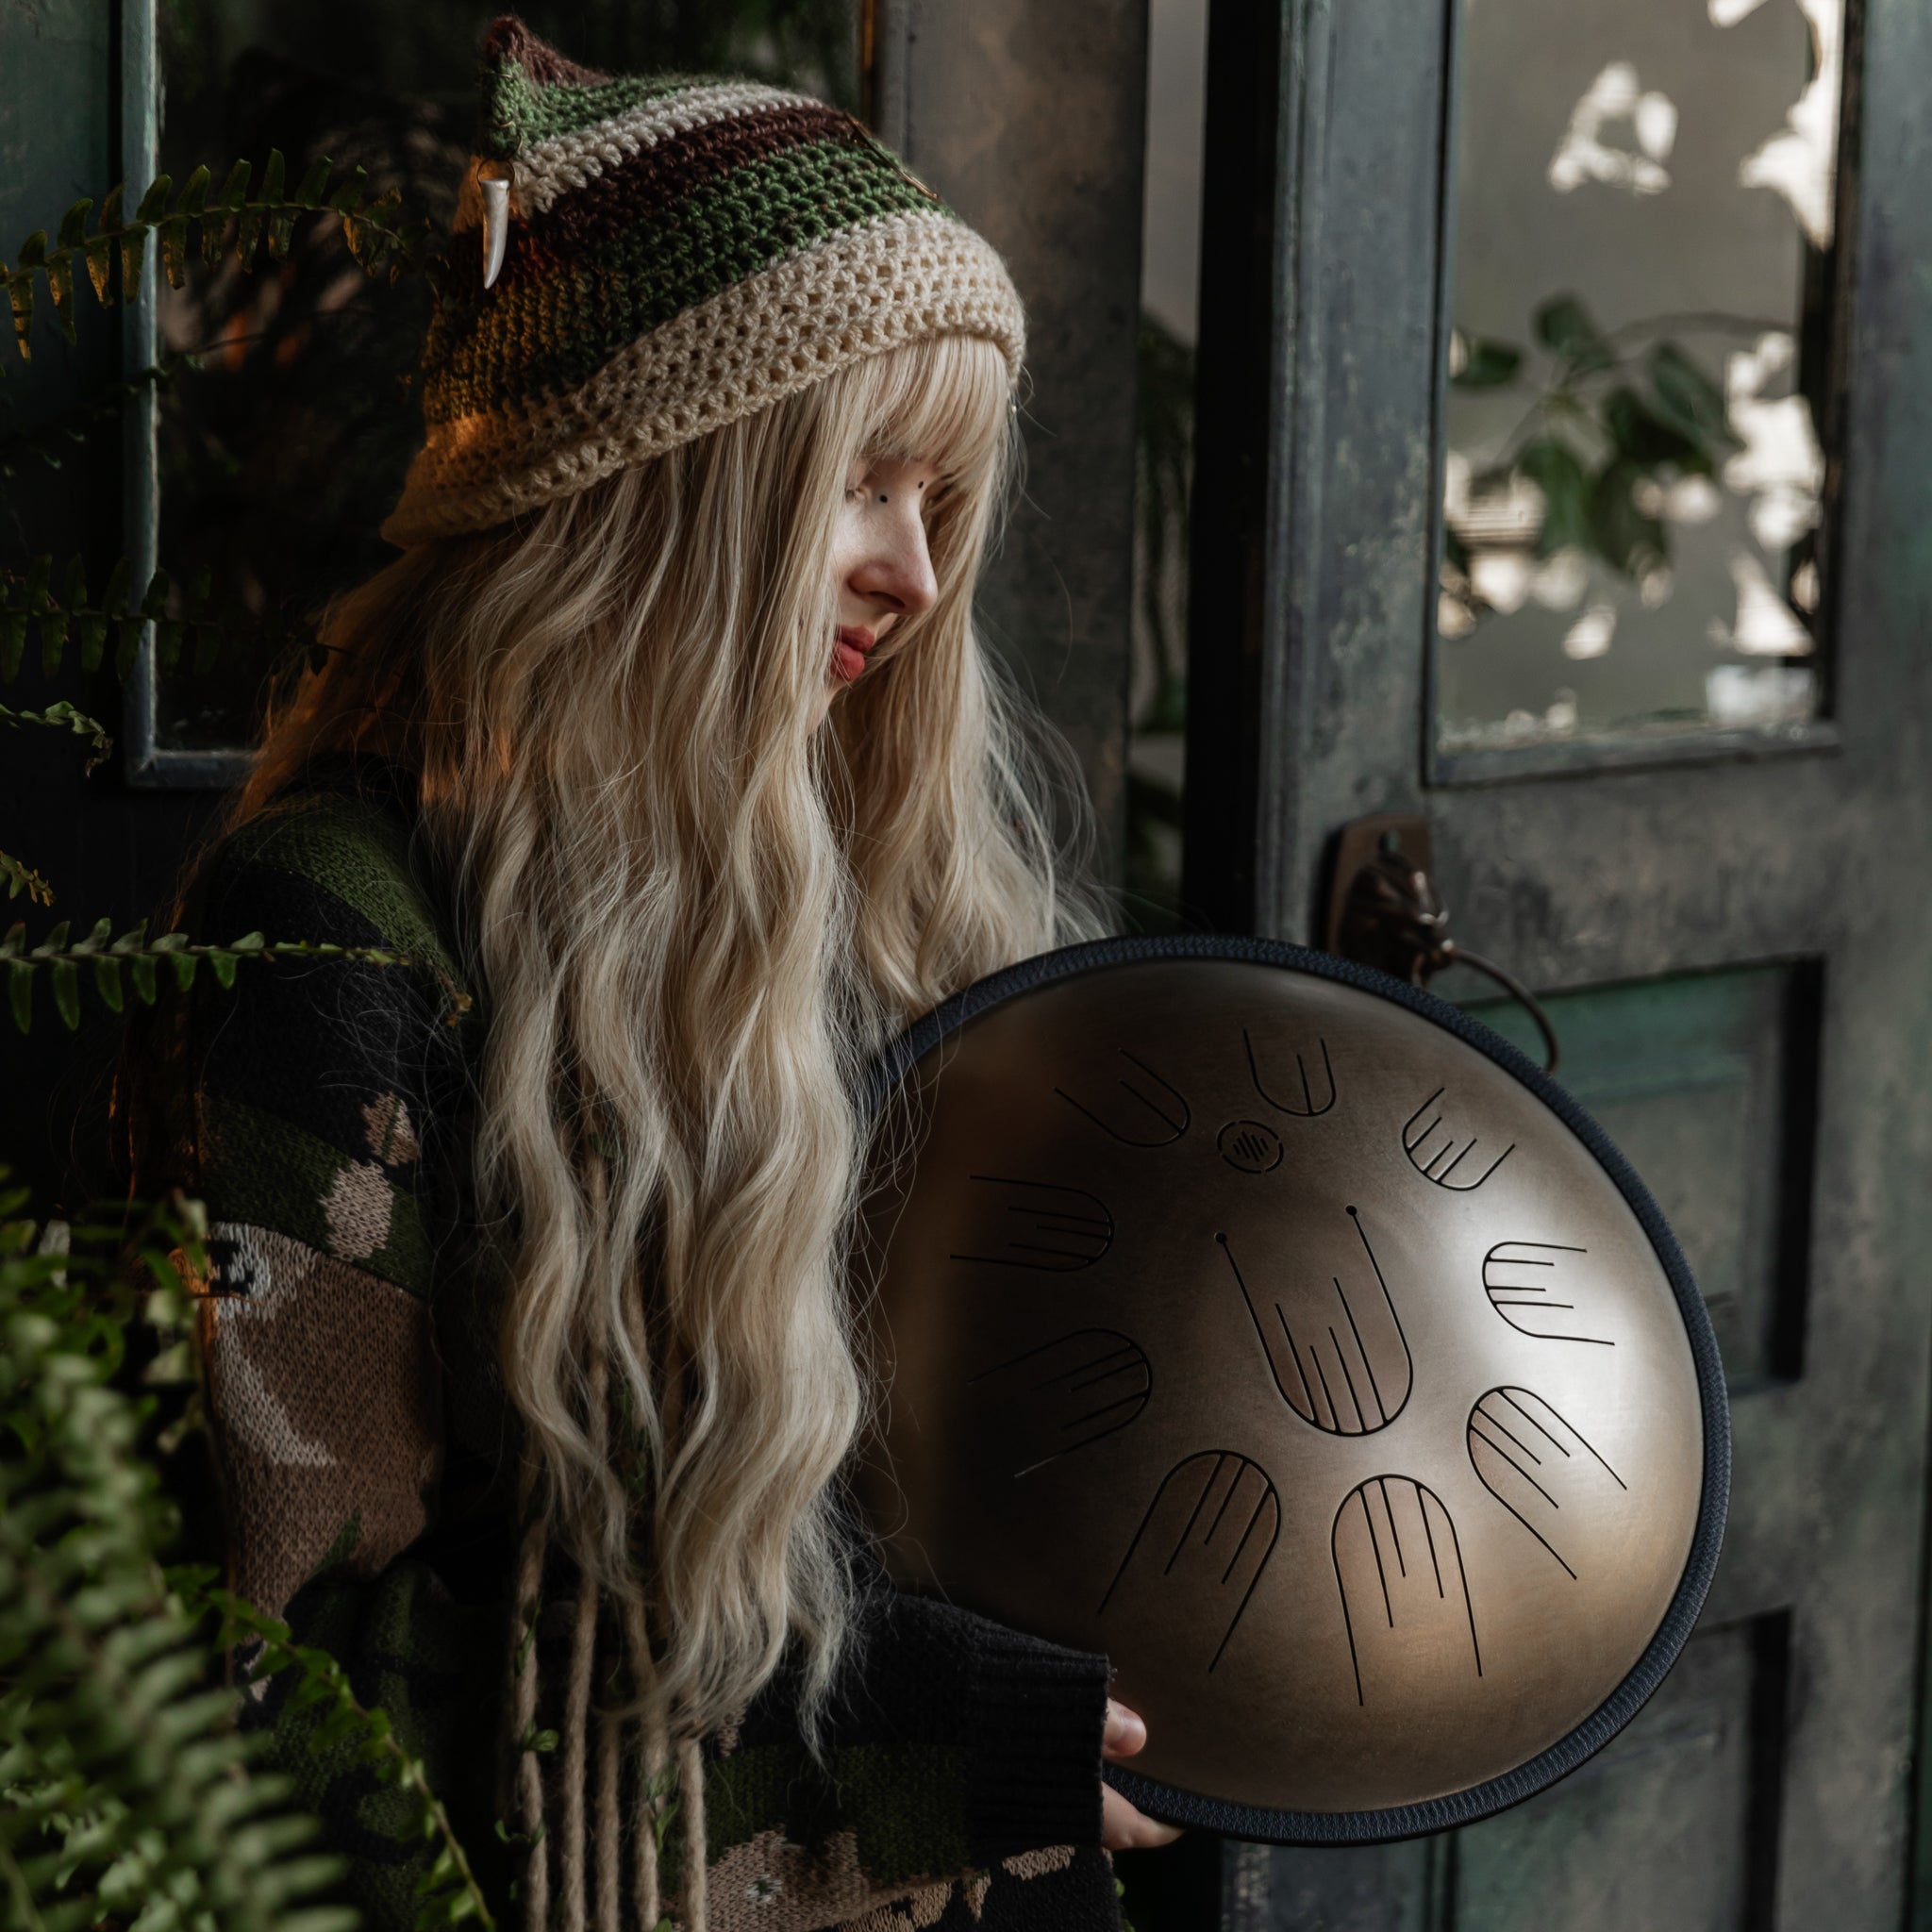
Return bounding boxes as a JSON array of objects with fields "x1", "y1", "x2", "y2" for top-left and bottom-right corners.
[{"x1": 481, "y1": 178, "x2": 510, "y2": 290}]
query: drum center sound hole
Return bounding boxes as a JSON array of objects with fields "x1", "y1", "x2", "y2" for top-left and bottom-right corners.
[{"x1": 1218, "y1": 1119, "x2": 1285, "y2": 1174}]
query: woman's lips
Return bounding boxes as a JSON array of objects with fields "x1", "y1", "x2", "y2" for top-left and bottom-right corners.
[{"x1": 831, "y1": 625, "x2": 876, "y2": 684}]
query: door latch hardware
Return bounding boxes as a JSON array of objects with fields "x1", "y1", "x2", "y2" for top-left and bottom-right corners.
[{"x1": 1324, "y1": 813, "x2": 1560, "y2": 1074}]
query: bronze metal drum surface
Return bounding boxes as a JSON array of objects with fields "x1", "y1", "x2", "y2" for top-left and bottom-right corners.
[{"x1": 856, "y1": 937, "x2": 1729, "y2": 1841}]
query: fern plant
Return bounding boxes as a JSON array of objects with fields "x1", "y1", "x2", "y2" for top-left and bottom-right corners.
[
  {"x1": 0, "y1": 1183, "x2": 349, "y2": 1931},
  {"x1": 7, "y1": 151, "x2": 436, "y2": 361},
  {"x1": 1, "y1": 144, "x2": 441, "y2": 1028},
  {"x1": 0, "y1": 1177, "x2": 495, "y2": 1930},
  {"x1": 2, "y1": 142, "x2": 496, "y2": 1928}
]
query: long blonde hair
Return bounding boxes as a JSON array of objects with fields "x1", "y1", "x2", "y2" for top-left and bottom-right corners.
[{"x1": 232, "y1": 333, "x2": 1104, "y2": 1744}]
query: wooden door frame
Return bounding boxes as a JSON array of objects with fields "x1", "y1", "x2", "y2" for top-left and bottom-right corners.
[
  {"x1": 1185, "y1": 0, "x2": 1932, "y2": 1925},
  {"x1": 871, "y1": 0, "x2": 1149, "y2": 882}
]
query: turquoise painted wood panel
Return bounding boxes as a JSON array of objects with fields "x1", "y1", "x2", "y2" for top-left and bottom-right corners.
[
  {"x1": 1446, "y1": 1617, "x2": 1782, "y2": 1929},
  {"x1": 1463, "y1": 964, "x2": 1816, "y2": 1391}
]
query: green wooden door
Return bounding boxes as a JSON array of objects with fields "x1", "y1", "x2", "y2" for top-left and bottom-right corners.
[{"x1": 1183, "y1": 0, "x2": 1932, "y2": 1925}]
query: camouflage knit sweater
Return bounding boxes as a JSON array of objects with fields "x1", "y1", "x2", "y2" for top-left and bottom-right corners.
[{"x1": 126, "y1": 767, "x2": 1123, "y2": 1932}]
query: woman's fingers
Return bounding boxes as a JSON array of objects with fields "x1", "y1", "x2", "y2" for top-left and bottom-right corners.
[
  {"x1": 1102, "y1": 1782, "x2": 1185, "y2": 1851},
  {"x1": 1102, "y1": 1697, "x2": 1148, "y2": 1760},
  {"x1": 1100, "y1": 1701, "x2": 1180, "y2": 1850}
]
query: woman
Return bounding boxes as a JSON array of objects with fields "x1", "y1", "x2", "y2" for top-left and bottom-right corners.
[{"x1": 126, "y1": 17, "x2": 1179, "y2": 1932}]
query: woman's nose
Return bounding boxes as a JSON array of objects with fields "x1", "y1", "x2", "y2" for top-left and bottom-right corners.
[{"x1": 849, "y1": 503, "x2": 939, "y2": 617}]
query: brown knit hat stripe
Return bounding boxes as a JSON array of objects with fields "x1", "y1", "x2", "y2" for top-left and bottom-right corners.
[{"x1": 504, "y1": 80, "x2": 823, "y2": 219}]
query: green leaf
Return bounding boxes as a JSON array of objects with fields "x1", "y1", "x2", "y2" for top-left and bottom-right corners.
[
  {"x1": 1, "y1": 846, "x2": 52, "y2": 906},
  {"x1": 1647, "y1": 340, "x2": 1741, "y2": 451},
  {"x1": 44, "y1": 248, "x2": 76, "y2": 342},
  {"x1": 92, "y1": 955, "x2": 124, "y2": 1012},
  {"x1": 56, "y1": 197, "x2": 92, "y2": 250},
  {"x1": 114, "y1": 611, "x2": 142, "y2": 680},
  {"x1": 329, "y1": 165, "x2": 370, "y2": 216},
  {"x1": 38, "y1": 601, "x2": 69, "y2": 678},
  {"x1": 1514, "y1": 438, "x2": 1591, "y2": 555},
  {"x1": 8, "y1": 259, "x2": 36, "y2": 360},
  {"x1": 1602, "y1": 384, "x2": 1704, "y2": 472},
  {"x1": 8, "y1": 958, "x2": 28, "y2": 1031},
  {"x1": 294, "y1": 156, "x2": 333, "y2": 207},
  {"x1": 1589, "y1": 458, "x2": 1668, "y2": 578},
  {"x1": 235, "y1": 201, "x2": 267, "y2": 269},
  {"x1": 81, "y1": 233, "x2": 115, "y2": 303},
  {"x1": 178, "y1": 164, "x2": 210, "y2": 220},
  {"x1": 1453, "y1": 335, "x2": 1524, "y2": 389},
  {"x1": 158, "y1": 213, "x2": 191, "y2": 290},
  {"x1": 1534, "y1": 294, "x2": 1616, "y2": 377},
  {"x1": 133, "y1": 174, "x2": 173, "y2": 225},
  {"x1": 2, "y1": 606, "x2": 26, "y2": 681},
  {"x1": 128, "y1": 951, "x2": 157, "y2": 1005},
  {"x1": 219, "y1": 158, "x2": 253, "y2": 209},
  {"x1": 78, "y1": 607, "x2": 108, "y2": 675},
  {"x1": 118, "y1": 220, "x2": 148, "y2": 296},
  {"x1": 49, "y1": 958, "x2": 79, "y2": 1029}
]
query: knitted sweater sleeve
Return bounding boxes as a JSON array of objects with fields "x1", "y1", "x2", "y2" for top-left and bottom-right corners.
[
  {"x1": 168, "y1": 789, "x2": 471, "y2": 1621},
  {"x1": 696, "y1": 1573, "x2": 1112, "y2": 1902}
]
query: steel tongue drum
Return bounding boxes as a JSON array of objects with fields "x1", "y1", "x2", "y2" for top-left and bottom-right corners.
[{"x1": 855, "y1": 936, "x2": 1729, "y2": 1842}]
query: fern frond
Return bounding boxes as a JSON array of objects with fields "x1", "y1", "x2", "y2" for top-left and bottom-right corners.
[
  {"x1": 0, "y1": 1184, "x2": 359, "y2": 1932},
  {"x1": 0, "y1": 918, "x2": 468, "y2": 1033},
  {"x1": 0, "y1": 699, "x2": 111, "y2": 768},
  {"x1": 203, "y1": 1591, "x2": 499, "y2": 1931},
  {"x1": 7, "y1": 152, "x2": 436, "y2": 360},
  {"x1": 0, "y1": 553, "x2": 311, "y2": 683}
]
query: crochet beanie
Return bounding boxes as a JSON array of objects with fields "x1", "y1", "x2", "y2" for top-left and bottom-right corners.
[{"x1": 379, "y1": 17, "x2": 1027, "y2": 546}]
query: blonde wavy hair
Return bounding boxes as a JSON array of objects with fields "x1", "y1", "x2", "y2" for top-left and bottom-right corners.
[{"x1": 231, "y1": 333, "x2": 1105, "y2": 1751}]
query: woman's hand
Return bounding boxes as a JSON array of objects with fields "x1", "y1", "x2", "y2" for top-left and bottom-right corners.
[{"x1": 1101, "y1": 1699, "x2": 1184, "y2": 1850}]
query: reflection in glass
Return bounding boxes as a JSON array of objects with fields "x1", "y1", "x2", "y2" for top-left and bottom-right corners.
[
  {"x1": 1435, "y1": 0, "x2": 1846, "y2": 755},
  {"x1": 152, "y1": 1, "x2": 860, "y2": 754}
]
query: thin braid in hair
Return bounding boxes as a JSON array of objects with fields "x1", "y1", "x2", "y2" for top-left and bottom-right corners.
[
  {"x1": 560, "y1": 1328, "x2": 611, "y2": 1926},
  {"x1": 624, "y1": 1590, "x2": 666, "y2": 1929},
  {"x1": 677, "y1": 1735, "x2": 708, "y2": 1930},
  {"x1": 508, "y1": 1462, "x2": 552, "y2": 1925},
  {"x1": 596, "y1": 1707, "x2": 621, "y2": 1932}
]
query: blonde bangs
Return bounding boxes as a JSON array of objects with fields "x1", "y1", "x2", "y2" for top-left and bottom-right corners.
[{"x1": 840, "y1": 331, "x2": 1012, "y2": 491}]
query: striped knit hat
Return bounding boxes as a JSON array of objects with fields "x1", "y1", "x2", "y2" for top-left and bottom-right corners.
[{"x1": 379, "y1": 17, "x2": 1027, "y2": 546}]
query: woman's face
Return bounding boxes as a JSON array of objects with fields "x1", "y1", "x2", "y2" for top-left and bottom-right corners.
[{"x1": 821, "y1": 450, "x2": 942, "y2": 718}]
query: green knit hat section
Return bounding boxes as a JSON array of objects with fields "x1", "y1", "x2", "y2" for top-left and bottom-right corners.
[{"x1": 380, "y1": 16, "x2": 1026, "y2": 546}]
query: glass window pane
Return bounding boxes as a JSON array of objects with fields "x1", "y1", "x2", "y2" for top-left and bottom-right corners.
[
  {"x1": 152, "y1": 1, "x2": 861, "y2": 756},
  {"x1": 1434, "y1": 0, "x2": 1846, "y2": 756}
]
